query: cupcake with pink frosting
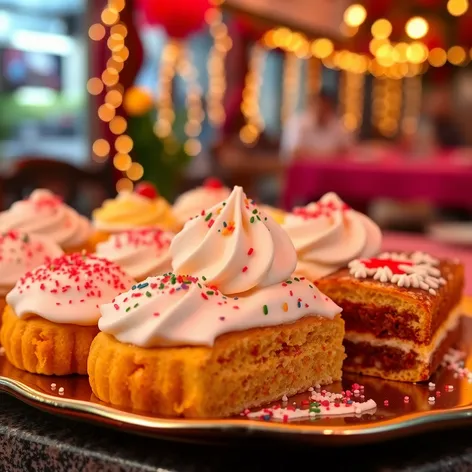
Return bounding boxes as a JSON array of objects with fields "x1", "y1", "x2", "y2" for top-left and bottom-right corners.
[
  {"x1": 94, "y1": 228, "x2": 174, "y2": 281},
  {"x1": 172, "y1": 177, "x2": 231, "y2": 229},
  {"x1": 0, "y1": 230, "x2": 63, "y2": 333},
  {"x1": 283, "y1": 192, "x2": 382, "y2": 281},
  {"x1": 0, "y1": 189, "x2": 93, "y2": 253}
]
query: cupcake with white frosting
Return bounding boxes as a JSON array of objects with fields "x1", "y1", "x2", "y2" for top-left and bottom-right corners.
[
  {"x1": 0, "y1": 189, "x2": 93, "y2": 253},
  {"x1": 0, "y1": 230, "x2": 63, "y2": 333},
  {"x1": 88, "y1": 186, "x2": 345, "y2": 417},
  {"x1": 283, "y1": 192, "x2": 382, "y2": 281},
  {"x1": 0, "y1": 253, "x2": 135, "y2": 375},
  {"x1": 172, "y1": 177, "x2": 231, "y2": 229},
  {"x1": 95, "y1": 228, "x2": 174, "y2": 281}
]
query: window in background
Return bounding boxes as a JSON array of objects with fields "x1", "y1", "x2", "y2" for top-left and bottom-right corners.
[{"x1": 0, "y1": 0, "x2": 88, "y2": 165}]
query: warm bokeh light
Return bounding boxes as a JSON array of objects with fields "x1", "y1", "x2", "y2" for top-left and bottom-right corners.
[
  {"x1": 369, "y1": 38, "x2": 389, "y2": 56},
  {"x1": 184, "y1": 138, "x2": 202, "y2": 156},
  {"x1": 87, "y1": 77, "x2": 104, "y2": 95},
  {"x1": 393, "y1": 43, "x2": 409, "y2": 63},
  {"x1": 107, "y1": 33, "x2": 125, "y2": 52},
  {"x1": 102, "y1": 68, "x2": 120, "y2": 86},
  {"x1": 92, "y1": 139, "x2": 110, "y2": 157},
  {"x1": 113, "y1": 47, "x2": 129, "y2": 62},
  {"x1": 343, "y1": 4, "x2": 367, "y2": 27},
  {"x1": 98, "y1": 104, "x2": 116, "y2": 122},
  {"x1": 113, "y1": 153, "x2": 132, "y2": 171},
  {"x1": 126, "y1": 162, "x2": 144, "y2": 181},
  {"x1": 448, "y1": 45, "x2": 467, "y2": 64},
  {"x1": 447, "y1": 0, "x2": 469, "y2": 16},
  {"x1": 429, "y1": 48, "x2": 448, "y2": 67},
  {"x1": 109, "y1": 116, "x2": 128, "y2": 135},
  {"x1": 111, "y1": 23, "x2": 128, "y2": 37},
  {"x1": 405, "y1": 17, "x2": 429, "y2": 39},
  {"x1": 115, "y1": 135, "x2": 134, "y2": 153},
  {"x1": 311, "y1": 38, "x2": 334, "y2": 59},
  {"x1": 101, "y1": 7, "x2": 119, "y2": 25},
  {"x1": 116, "y1": 178, "x2": 133, "y2": 193},
  {"x1": 371, "y1": 19, "x2": 392, "y2": 39},
  {"x1": 105, "y1": 89, "x2": 123, "y2": 108},
  {"x1": 108, "y1": 0, "x2": 126, "y2": 12},
  {"x1": 406, "y1": 42, "x2": 428, "y2": 64},
  {"x1": 89, "y1": 24, "x2": 106, "y2": 41}
]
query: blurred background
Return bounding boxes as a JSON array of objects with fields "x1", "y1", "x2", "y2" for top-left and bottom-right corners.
[{"x1": 0, "y1": 0, "x2": 472, "y2": 241}]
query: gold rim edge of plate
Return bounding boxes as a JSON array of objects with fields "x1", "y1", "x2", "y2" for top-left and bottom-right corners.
[{"x1": 1, "y1": 295, "x2": 471, "y2": 440}]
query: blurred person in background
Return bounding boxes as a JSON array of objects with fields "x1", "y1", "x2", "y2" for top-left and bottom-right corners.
[
  {"x1": 407, "y1": 86, "x2": 466, "y2": 153},
  {"x1": 281, "y1": 89, "x2": 354, "y2": 160}
]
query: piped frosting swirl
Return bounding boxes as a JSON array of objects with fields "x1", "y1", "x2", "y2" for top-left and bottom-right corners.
[
  {"x1": 0, "y1": 189, "x2": 92, "y2": 250},
  {"x1": 283, "y1": 192, "x2": 382, "y2": 280},
  {"x1": 0, "y1": 230, "x2": 63, "y2": 295},
  {"x1": 99, "y1": 273, "x2": 341, "y2": 347},
  {"x1": 95, "y1": 228, "x2": 173, "y2": 280},
  {"x1": 170, "y1": 186, "x2": 297, "y2": 294},
  {"x1": 7, "y1": 253, "x2": 135, "y2": 326},
  {"x1": 92, "y1": 191, "x2": 176, "y2": 232},
  {"x1": 173, "y1": 183, "x2": 231, "y2": 226}
]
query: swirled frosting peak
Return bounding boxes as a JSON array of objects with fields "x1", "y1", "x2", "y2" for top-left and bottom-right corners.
[
  {"x1": 283, "y1": 192, "x2": 382, "y2": 280},
  {"x1": 95, "y1": 228, "x2": 174, "y2": 280},
  {"x1": 99, "y1": 273, "x2": 341, "y2": 347},
  {"x1": 0, "y1": 230, "x2": 63, "y2": 294},
  {"x1": 0, "y1": 189, "x2": 92, "y2": 250},
  {"x1": 7, "y1": 253, "x2": 135, "y2": 326},
  {"x1": 170, "y1": 186, "x2": 297, "y2": 294},
  {"x1": 173, "y1": 178, "x2": 231, "y2": 226}
]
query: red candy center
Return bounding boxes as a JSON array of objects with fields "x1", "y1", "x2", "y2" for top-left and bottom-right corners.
[
  {"x1": 204, "y1": 177, "x2": 223, "y2": 189},
  {"x1": 135, "y1": 182, "x2": 158, "y2": 199},
  {"x1": 361, "y1": 258, "x2": 413, "y2": 275}
]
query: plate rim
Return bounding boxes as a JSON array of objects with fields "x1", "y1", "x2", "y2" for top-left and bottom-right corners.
[{"x1": 1, "y1": 296, "x2": 472, "y2": 445}]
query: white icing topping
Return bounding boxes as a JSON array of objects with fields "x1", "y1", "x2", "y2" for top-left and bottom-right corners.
[
  {"x1": 348, "y1": 251, "x2": 447, "y2": 295},
  {"x1": 283, "y1": 192, "x2": 382, "y2": 280},
  {"x1": 246, "y1": 389, "x2": 377, "y2": 422},
  {"x1": 170, "y1": 186, "x2": 297, "y2": 295},
  {"x1": 0, "y1": 189, "x2": 92, "y2": 249},
  {"x1": 95, "y1": 228, "x2": 174, "y2": 280},
  {"x1": 173, "y1": 185, "x2": 231, "y2": 226},
  {"x1": 99, "y1": 274, "x2": 341, "y2": 347},
  {"x1": 6, "y1": 253, "x2": 135, "y2": 326},
  {"x1": 0, "y1": 230, "x2": 63, "y2": 295}
]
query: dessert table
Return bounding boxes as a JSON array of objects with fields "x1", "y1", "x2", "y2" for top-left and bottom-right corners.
[
  {"x1": 1, "y1": 231, "x2": 471, "y2": 471},
  {"x1": 281, "y1": 150, "x2": 472, "y2": 210}
]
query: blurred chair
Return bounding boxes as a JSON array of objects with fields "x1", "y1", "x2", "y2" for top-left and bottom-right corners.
[{"x1": 2, "y1": 157, "x2": 113, "y2": 216}]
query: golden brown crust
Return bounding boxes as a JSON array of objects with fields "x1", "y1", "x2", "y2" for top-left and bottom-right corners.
[
  {"x1": 316, "y1": 259, "x2": 464, "y2": 344},
  {"x1": 0, "y1": 297, "x2": 5, "y2": 336},
  {"x1": 0, "y1": 305, "x2": 98, "y2": 375},
  {"x1": 88, "y1": 314, "x2": 345, "y2": 418}
]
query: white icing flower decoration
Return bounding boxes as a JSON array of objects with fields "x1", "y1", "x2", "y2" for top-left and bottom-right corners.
[{"x1": 348, "y1": 252, "x2": 446, "y2": 296}]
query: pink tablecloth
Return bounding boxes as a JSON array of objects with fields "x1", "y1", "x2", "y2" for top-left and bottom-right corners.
[
  {"x1": 383, "y1": 231, "x2": 472, "y2": 296},
  {"x1": 282, "y1": 153, "x2": 472, "y2": 210}
]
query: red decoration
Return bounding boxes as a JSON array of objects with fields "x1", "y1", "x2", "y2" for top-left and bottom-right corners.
[
  {"x1": 135, "y1": 181, "x2": 158, "y2": 199},
  {"x1": 204, "y1": 177, "x2": 223, "y2": 189},
  {"x1": 361, "y1": 258, "x2": 413, "y2": 275},
  {"x1": 137, "y1": 0, "x2": 210, "y2": 39}
]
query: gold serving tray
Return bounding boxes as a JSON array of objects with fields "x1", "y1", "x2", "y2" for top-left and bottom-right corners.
[{"x1": 1, "y1": 297, "x2": 472, "y2": 446}]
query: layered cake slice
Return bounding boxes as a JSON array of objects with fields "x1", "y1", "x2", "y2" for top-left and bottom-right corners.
[{"x1": 316, "y1": 251, "x2": 464, "y2": 382}]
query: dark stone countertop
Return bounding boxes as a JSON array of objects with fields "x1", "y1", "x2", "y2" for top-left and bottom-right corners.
[{"x1": 2, "y1": 392, "x2": 472, "y2": 472}]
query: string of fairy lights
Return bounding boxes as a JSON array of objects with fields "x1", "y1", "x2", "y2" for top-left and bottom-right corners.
[
  {"x1": 89, "y1": 0, "x2": 143, "y2": 192},
  {"x1": 88, "y1": 0, "x2": 472, "y2": 171}
]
